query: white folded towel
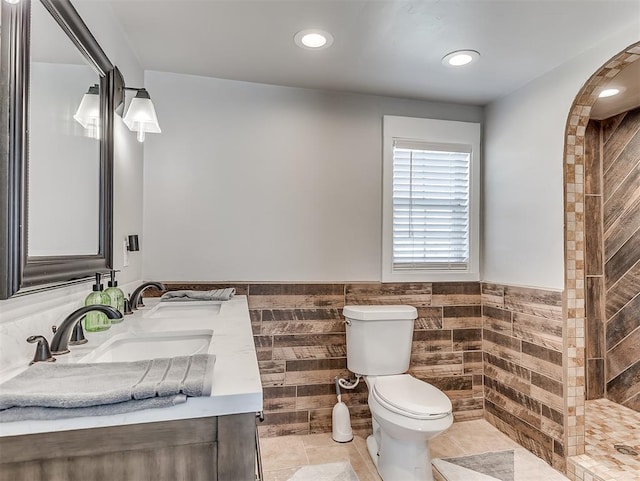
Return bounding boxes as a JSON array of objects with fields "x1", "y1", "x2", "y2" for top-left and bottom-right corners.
[
  {"x1": 161, "y1": 288, "x2": 236, "y2": 302},
  {"x1": 0, "y1": 354, "x2": 215, "y2": 422}
]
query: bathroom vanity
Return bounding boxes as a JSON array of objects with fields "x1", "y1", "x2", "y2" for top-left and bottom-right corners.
[{"x1": 0, "y1": 296, "x2": 263, "y2": 481}]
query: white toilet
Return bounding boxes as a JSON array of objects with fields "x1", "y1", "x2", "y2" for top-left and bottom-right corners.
[{"x1": 343, "y1": 305, "x2": 453, "y2": 481}]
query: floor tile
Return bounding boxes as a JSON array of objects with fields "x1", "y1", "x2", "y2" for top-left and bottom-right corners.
[
  {"x1": 513, "y1": 448, "x2": 569, "y2": 480},
  {"x1": 260, "y1": 419, "x2": 566, "y2": 481},
  {"x1": 569, "y1": 399, "x2": 640, "y2": 481},
  {"x1": 432, "y1": 421, "x2": 568, "y2": 480},
  {"x1": 305, "y1": 442, "x2": 361, "y2": 465},
  {"x1": 260, "y1": 435, "x2": 309, "y2": 471},
  {"x1": 429, "y1": 432, "x2": 467, "y2": 459},
  {"x1": 262, "y1": 467, "x2": 300, "y2": 481},
  {"x1": 444, "y1": 419, "x2": 520, "y2": 454},
  {"x1": 301, "y1": 432, "x2": 338, "y2": 449}
]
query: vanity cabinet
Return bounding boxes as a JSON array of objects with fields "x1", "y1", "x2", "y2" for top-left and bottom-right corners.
[
  {"x1": 0, "y1": 295, "x2": 263, "y2": 480},
  {"x1": 0, "y1": 413, "x2": 256, "y2": 481}
]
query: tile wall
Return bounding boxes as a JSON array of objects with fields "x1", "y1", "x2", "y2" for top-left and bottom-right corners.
[
  {"x1": 480, "y1": 283, "x2": 565, "y2": 471},
  {"x1": 584, "y1": 108, "x2": 640, "y2": 410},
  {"x1": 562, "y1": 43, "x2": 640, "y2": 461},
  {"x1": 583, "y1": 119, "x2": 606, "y2": 401}
]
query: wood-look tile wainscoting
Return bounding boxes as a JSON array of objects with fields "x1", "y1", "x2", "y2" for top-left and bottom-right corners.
[
  {"x1": 151, "y1": 281, "x2": 567, "y2": 471},
  {"x1": 584, "y1": 107, "x2": 640, "y2": 411},
  {"x1": 481, "y1": 283, "x2": 566, "y2": 472}
]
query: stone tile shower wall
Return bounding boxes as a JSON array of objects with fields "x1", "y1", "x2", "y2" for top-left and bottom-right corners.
[
  {"x1": 481, "y1": 283, "x2": 565, "y2": 472},
  {"x1": 584, "y1": 108, "x2": 640, "y2": 409},
  {"x1": 583, "y1": 119, "x2": 606, "y2": 401},
  {"x1": 601, "y1": 106, "x2": 640, "y2": 410},
  {"x1": 563, "y1": 43, "x2": 640, "y2": 462}
]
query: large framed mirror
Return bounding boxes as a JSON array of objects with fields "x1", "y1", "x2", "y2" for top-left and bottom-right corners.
[{"x1": 0, "y1": 0, "x2": 117, "y2": 299}]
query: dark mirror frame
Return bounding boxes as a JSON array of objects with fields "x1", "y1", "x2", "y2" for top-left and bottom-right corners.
[{"x1": 0, "y1": 0, "x2": 117, "y2": 299}]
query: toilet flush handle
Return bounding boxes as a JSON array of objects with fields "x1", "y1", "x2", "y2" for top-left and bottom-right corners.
[{"x1": 343, "y1": 319, "x2": 351, "y2": 326}]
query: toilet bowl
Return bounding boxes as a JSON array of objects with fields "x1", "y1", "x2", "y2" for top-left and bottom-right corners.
[
  {"x1": 364, "y1": 375, "x2": 453, "y2": 481},
  {"x1": 342, "y1": 305, "x2": 453, "y2": 481}
]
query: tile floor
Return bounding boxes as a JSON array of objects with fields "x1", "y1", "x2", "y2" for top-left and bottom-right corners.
[
  {"x1": 568, "y1": 399, "x2": 640, "y2": 481},
  {"x1": 259, "y1": 430, "x2": 382, "y2": 481},
  {"x1": 259, "y1": 419, "x2": 570, "y2": 481}
]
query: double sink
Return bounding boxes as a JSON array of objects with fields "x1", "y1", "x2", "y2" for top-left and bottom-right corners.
[
  {"x1": 80, "y1": 301, "x2": 221, "y2": 363},
  {"x1": 1, "y1": 294, "x2": 263, "y2": 437}
]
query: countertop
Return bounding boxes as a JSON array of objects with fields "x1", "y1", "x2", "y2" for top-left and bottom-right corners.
[{"x1": 0, "y1": 295, "x2": 263, "y2": 437}]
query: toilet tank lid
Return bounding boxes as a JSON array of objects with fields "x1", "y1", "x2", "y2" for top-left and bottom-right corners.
[{"x1": 343, "y1": 305, "x2": 418, "y2": 321}]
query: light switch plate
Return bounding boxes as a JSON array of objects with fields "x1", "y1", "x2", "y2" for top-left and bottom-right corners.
[{"x1": 123, "y1": 239, "x2": 129, "y2": 267}]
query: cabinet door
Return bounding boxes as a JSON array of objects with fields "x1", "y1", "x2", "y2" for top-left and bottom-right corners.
[{"x1": 217, "y1": 413, "x2": 257, "y2": 481}]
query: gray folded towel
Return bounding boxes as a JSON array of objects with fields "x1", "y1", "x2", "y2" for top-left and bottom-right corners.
[
  {"x1": 0, "y1": 354, "x2": 215, "y2": 414},
  {"x1": 0, "y1": 394, "x2": 187, "y2": 422},
  {"x1": 161, "y1": 288, "x2": 236, "y2": 302}
]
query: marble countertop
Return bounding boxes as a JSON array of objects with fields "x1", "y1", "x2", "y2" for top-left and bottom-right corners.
[{"x1": 0, "y1": 295, "x2": 263, "y2": 437}]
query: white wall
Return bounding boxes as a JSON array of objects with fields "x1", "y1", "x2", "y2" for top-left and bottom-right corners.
[
  {"x1": 482, "y1": 24, "x2": 640, "y2": 290},
  {"x1": 142, "y1": 72, "x2": 483, "y2": 282},
  {"x1": 0, "y1": 3, "x2": 144, "y2": 369},
  {"x1": 76, "y1": 2, "x2": 146, "y2": 287}
]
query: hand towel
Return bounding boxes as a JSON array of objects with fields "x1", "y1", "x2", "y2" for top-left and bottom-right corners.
[
  {"x1": 161, "y1": 288, "x2": 236, "y2": 302},
  {"x1": 0, "y1": 394, "x2": 187, "y2": 422},
  {"x1": 0, "y1": 354, "x2": 215, "y2": 412}
]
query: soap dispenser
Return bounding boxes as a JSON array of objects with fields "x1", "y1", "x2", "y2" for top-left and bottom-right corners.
[
  {"x1": 84, "y1": 273, "x2": 112, "y2": 332},
  {"x1": 104, "y1": 270, "x2": 125, "y2": 323}
]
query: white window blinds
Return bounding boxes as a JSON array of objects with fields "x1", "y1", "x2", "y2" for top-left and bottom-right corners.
[{"x1": 392, "y1": 140, "x2": 471, "y2": 271}]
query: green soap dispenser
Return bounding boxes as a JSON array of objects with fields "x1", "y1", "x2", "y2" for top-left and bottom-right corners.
[
  {"x1": 104, "y1": 270, "x2": 125, "y2": 323},
  {"x1": 84, "y1": 273, "x2": 112, "y2": 332}
]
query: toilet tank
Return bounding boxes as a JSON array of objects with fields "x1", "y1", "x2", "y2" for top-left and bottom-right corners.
[{"x1": 343, "y1": 305, "x2": 418, "y2": 376}]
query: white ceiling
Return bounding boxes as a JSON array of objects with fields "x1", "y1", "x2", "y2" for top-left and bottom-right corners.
[
  {"x1": 82, "y1": 0, "x2": 640, "y2": 106},
  {"x1": 591, "y1": 57, "x2": 640, "y2": 120}
]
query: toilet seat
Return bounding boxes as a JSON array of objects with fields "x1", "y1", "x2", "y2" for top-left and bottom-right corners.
[{"x1": 371, "y1": 374, "x2": 452, "y2": 420}]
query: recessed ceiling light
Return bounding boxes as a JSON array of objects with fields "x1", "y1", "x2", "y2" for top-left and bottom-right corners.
[
  {"x1": 294, "y1": 29, "x2": 334, "y2": 50},
  {"x1": 598, "y1": 88, "x2": 621, "y2": 98},
  {"x1": 442, "y1": 50, "x2": 480, "y2": 67}
]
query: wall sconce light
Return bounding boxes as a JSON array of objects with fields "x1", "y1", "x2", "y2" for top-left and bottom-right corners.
[
  {"x1": 122, "y1": 88, "x2": 162, "y2": 142},
  {"x1": 113, "y1": 67, "x2": 161, "y2": 143},
  {"x1": 73, "y1": 84, "x2": 100, "y2": 139},
  {"x1": 4, "y1": 0, "x2": 21, "y2": 4}
]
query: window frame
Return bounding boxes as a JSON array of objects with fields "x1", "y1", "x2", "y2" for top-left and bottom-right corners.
[{"x1": 382, "y1": 116, "x2": 481, "y2": 282}]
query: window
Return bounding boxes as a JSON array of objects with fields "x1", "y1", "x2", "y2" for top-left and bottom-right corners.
[{"x1": 382, "y1": 116, "x2": 480, "y2": 282}]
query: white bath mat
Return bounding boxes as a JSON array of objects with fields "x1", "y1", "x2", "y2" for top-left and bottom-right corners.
[
  {"x1": 286, "y1": 461, "x2": 359, "y2": 481},
  {"x1": 433, "y1": 448, "x2": 569, "y2": 481},
  {"x1": 432, "y1": 450, "x2": 514, "y2": 481}
]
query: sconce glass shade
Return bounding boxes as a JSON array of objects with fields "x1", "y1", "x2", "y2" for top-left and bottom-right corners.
[
  {"x1": 123, "y1": 89, "x2": 161, "y2": 142},
  {"x1": 73, "y1": 85, "x2": 100, "y2": 136}
]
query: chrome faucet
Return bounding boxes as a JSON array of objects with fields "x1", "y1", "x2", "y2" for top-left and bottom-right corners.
[
  {"x1": 128, "y1": 281, "x2": 166, "y2": 310},
  {"x1": 50, "y1": 305, "x2": 121, "y2": 355}
]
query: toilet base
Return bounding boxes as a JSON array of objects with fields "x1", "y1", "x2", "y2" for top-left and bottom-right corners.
[
  {"x1": 366, "y1": 435, "x2": 379, "y2": 468},
  {"x1": 365, "y1": 433, "x2": 433, "y2": 481}
]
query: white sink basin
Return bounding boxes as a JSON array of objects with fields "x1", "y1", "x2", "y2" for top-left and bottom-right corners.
[
  {"x1": 79, "y1": 329, "x2": 213, "y2": 363},
  {"x1": 143, "y1": 301, "x2": 222, "y2": 319}
]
